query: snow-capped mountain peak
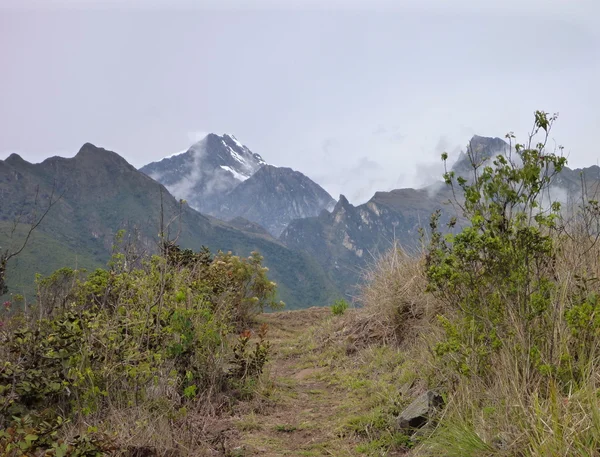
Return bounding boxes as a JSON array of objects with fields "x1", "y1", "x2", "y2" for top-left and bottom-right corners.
[
  {"x1": 140, "y1": 133, "x2": 335, "y2": 237},
  {"x1": 139, "y1": 133, "x2": 267, "y2": 213}
]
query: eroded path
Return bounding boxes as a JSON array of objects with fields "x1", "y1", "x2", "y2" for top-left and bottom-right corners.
[{"x1": 223, "y1": 308, "x2": 408, "y2": 457}]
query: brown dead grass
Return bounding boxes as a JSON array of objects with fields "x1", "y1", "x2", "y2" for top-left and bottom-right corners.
[{"x1": 325, "y1": 244, "x2": 439, "y2": 351}]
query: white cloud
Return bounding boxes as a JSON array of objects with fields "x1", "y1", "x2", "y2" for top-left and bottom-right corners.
[
  {"x1": 187, "y1": 131, "x2": 209, "y2": 143},
  {"x1": 1, "y1": 2, "x2": 598, "y2": 202}
]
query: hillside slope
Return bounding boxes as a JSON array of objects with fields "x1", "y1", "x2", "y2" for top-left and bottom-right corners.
[{"x1": 0, "y1": 144, "x2": 339, "y2": 308}]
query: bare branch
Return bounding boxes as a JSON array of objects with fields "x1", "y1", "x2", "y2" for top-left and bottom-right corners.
[
  {"x1": 1, "y1": 179, "x2": 65, "y2": 295},
  {"x1": 5, "y1": 180, "x2": 64, "y2": 262}
]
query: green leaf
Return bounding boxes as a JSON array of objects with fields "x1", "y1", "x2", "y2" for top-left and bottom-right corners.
[
  {"x1": 54, "y1": 443, "x2": 68, "y2": 457},
  {"x1": 25, "y1": 433, "x2": 39, "y2": 443}
]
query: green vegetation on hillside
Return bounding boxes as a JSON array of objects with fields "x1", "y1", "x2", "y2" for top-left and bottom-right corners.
[
  {"x1": 0, "y1": 240, "x2": 280, "y2": 455},
  {"x1": 0, "y1": 145, "x2": 340, "y2": 309},
  {"x1": 3, "y1": 112, "x2": 600, "y2": 456},
  {"x1": 1, "y1": 222, "x2": 103, "y2": 302},
  {"x1": 413, "y1": 112, "x2": 600, "y2": 455}
]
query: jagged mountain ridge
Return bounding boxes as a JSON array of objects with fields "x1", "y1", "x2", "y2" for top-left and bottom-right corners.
[
  {"x1": 211, "y1": 165, "x2": 336, "y2": 236},
  {"x1": 140, "y1": 134, "x2": 336, "y2": 236},
  {"x1": 0, "y1": 143, "x2": 340, "y2": 309},
  {"x1": 281, "y1": 188, "x2": 455, "y2": 294},
  {"x1": 282, "y1": 135, "x2": 600, "y2": 297}
]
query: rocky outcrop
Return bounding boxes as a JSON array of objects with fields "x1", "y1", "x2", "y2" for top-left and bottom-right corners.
[{"x1": 396, "y1": 391, "x2": 444, "y2": 431}]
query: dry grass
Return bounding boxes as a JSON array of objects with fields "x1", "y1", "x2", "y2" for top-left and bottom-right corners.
[
  {"x1": 345, "y1": 243, "x2": 438, "y2": 347},
  {"x1": 337, "y1": 215, "x2": 600, "y2": 456},
  {"x1": 412, "y1": 222, "x2": 600, "y2": 457}
]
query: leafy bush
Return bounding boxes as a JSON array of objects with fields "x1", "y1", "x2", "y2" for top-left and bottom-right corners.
[
  {"x1": 425, "y1": 111, "x2": 584, "y2": 382},
  {"x1": 331, "y1": 298, "x2": 349, "y2": 316},
  {"x1": 229, "y1": 323, "x2": 271, "y2": 383},
  {"x1": 419, "y1": 111, "x2": 600, "y2": 454},
  {"x1": 0, "y1": 416, "x2": 114, "y2": 457},
  {"x1": 0, "y1": 242, "x2": 282, "y2": 454}
]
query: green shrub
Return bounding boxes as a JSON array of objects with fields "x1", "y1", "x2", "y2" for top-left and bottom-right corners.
[
  {"x1": 0, "y1": 416, "x2": 113, "y2": 457},
  {"x1": 426, "y1": 110, "x2": 568, "y2": 382},
  {"x1": 331, "y1": 298, "x2": 349, "y2": 316},
  {"x1": 419, "y1": 111, "x2": 600, "y2": 455},
  {"x1": 230, "y1": 323, "x2": 271, "y2": 382},
  {"x1": 0, "y1": 242, "x2": 282, "y2": 452}
]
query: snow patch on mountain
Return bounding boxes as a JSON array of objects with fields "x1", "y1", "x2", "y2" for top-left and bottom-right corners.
[
  {"x1": 164, "y1": 149, "x2": 188, "y2": 160},
  {"x1": 220, "y1": 165, "x2": 250, "y2": 181},
  {"x1": 222, "y1": 140, "x2": 246, "y2": 165},
  {"x1": 226, "y1": 134, "x2": 243, "y2": 149},
  {"x1": 139, "y1": 133, "x2": 267, "y2": 215}
]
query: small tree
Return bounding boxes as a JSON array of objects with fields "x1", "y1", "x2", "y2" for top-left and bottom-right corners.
[{"x1": 425, "y1": 111, "x2": 568, "y2": 380}]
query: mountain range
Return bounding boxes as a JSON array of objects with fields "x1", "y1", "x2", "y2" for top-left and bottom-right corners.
[
  {"x1": 2, "y1": 133, "x2": 597, "y2": 308},
  {"x1": 0, "y1": 143, "x2": 339, "y2": 309},
  {"x1": 280, "y1": 135, "x2": 600, "y2": 293}
]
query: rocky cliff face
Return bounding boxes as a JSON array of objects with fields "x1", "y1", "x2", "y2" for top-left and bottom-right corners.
[
  {"x1": 281, "y1": 187, "x2": 456, "y2": 294},
  {"x1": 451, "y1": 135, "x2": 600, "y2": 202},
  {"x1": 211, "y1": 165, "x2": 335, "y2": 237},
  {"x1": 451, "y1": 135, "x2": 510, "y2": 179}
]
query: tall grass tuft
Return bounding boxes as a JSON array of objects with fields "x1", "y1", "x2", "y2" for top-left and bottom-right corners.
[{"x1": 355, "y1": 243, "x2": 436, "y2": 346}]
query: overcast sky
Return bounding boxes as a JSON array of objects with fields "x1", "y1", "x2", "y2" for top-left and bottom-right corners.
[{"x1": 1, "y1": 0, "x2": 599, "y2": 203}]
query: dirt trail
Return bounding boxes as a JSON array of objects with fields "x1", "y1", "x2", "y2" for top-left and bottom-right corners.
[{"x1": 229, "y1": 308, "x2": 360, "y2": 457}]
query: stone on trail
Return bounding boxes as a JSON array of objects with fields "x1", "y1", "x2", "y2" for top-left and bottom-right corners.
[{"x1": 396, "y1": 390, "x2": 444, "y2": 431}]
